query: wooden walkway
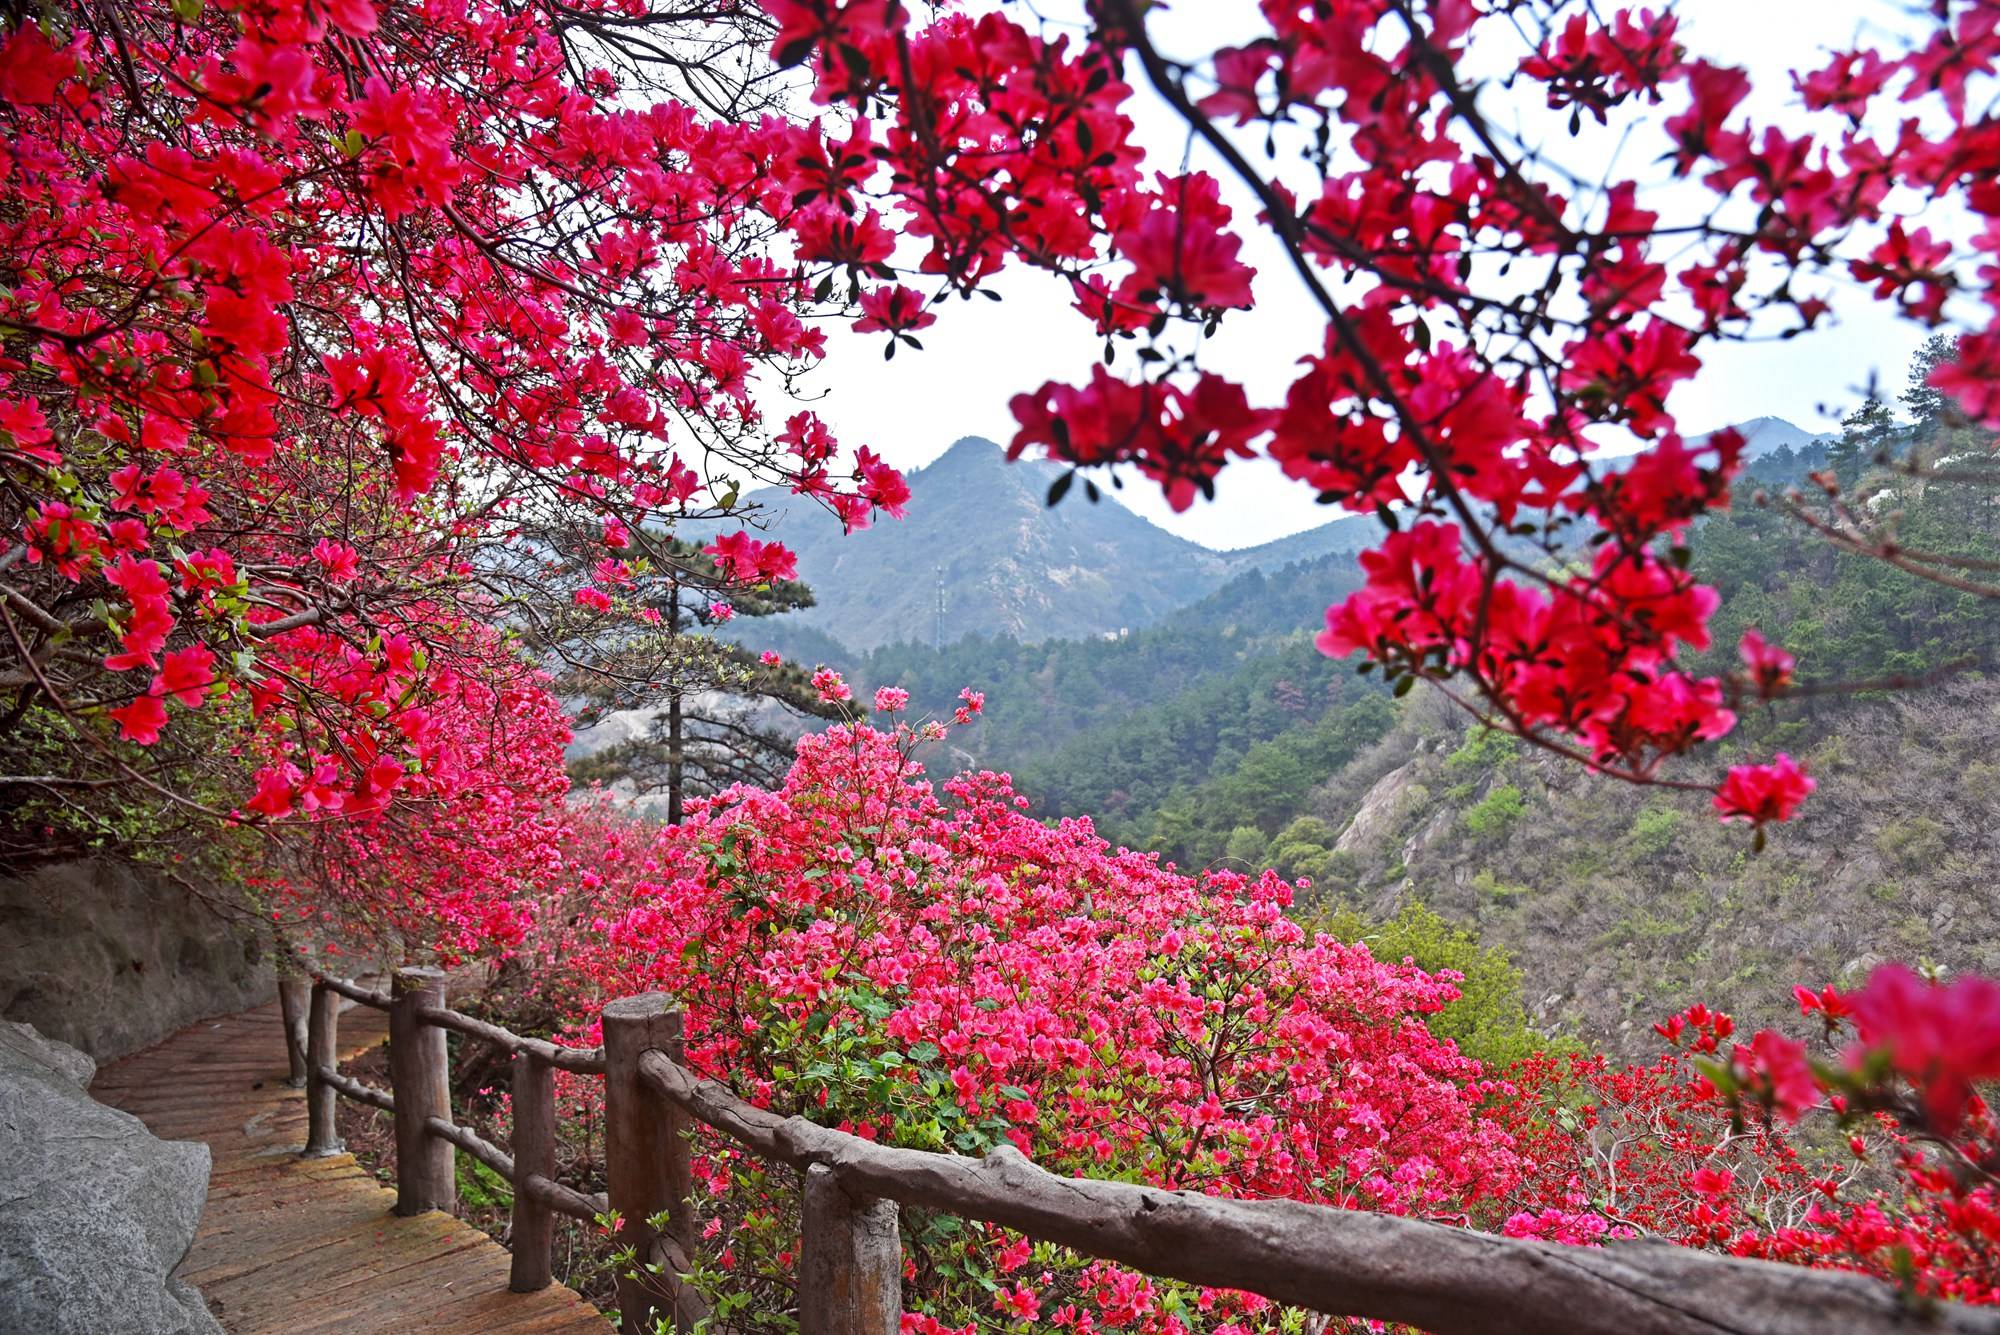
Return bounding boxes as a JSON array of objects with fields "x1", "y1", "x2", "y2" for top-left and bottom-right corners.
[{"x1": 92, "y1": 998, "x2": 609, "y2": 1334}]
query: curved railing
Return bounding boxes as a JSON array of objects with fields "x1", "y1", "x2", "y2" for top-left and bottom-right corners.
[{"x1": 278, "y1": 972, "x2": 2000, "y2": 1335}]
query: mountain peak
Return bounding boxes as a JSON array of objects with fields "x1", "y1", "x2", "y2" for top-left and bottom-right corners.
[
  {"x1": 924, "y1": 435, "x2": 1061, "y2": 480},
  {"x1": 934, "y1": 434, "x2": 1002, "y2": 460},
  {"x1": 1694, "y1": 415, "x2": 1828, "y2": 457},
  {"x1": 684, "y1": 435, "x2": 1231, "y2": 650}
]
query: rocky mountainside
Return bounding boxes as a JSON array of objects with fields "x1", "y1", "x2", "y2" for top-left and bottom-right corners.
[
  {"x1": 1707, "y1": 415, "x2": 1832, "y2": 456},
  {"x1": 1224, "y1": 417, "x2": 1825, "y2": 572},
  {"x1": 689, "y1": 438, "x2": 1240, "y2": 650},
  {"x1": 1303, "y1": 683, "x2": 2000, "y2": 1058},
  {"x1": 1213, "y1": 510, "x2": 1382, "y2": 574}
]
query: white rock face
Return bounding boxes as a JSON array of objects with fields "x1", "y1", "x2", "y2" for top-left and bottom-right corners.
[
  {"x1": 0, "y1": 1022, "x2": 224, "y2": 1335},
  {"x1": 1335, "y1": 759, "x2": 1421, "y2": 856}
]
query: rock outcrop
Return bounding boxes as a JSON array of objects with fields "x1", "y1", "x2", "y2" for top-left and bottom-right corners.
[
  {"x1": 0, "y1": 857, "x2": 273, "y2": 1059},
  {"x1": 0, "y1": 1021, "x2": 223, "y2": 1335}
]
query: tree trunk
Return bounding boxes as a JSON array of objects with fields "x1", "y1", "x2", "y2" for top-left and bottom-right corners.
[{"x1": 668, "y1": 581, "x2": 683, "y2": 826}]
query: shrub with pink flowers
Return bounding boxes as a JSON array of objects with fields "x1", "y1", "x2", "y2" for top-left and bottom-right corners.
[
  {"x1": 246, "y1": 692, "x2": 2000, "y2": 1324},
  {"x1": 486, "y1": 715, "x2": 1551, "y2": 1325},
  {"x1": 1490, "y1": 991, "x2": 2000, "y2": 1309}
]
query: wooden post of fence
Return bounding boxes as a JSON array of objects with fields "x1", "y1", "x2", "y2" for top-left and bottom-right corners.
[
  {"x1": 509, "y1": 1050, "x2": 557, "y2": 1292},
  {"x1": 602, "y1": 993, "x2": 694, "y2": 1333},
  {"x1": 303, "y1": 981, "x2": 344, "y2": 1157},
  {"x1": 799, "y1": 1163, "x2": 901, "y2": 1335},
  {"x1": 389, "y1": 966, "x2": 455, "y2": 1216},
  {"x1": 278, "y1": 977, "x2": 310, "y2": 1088}
]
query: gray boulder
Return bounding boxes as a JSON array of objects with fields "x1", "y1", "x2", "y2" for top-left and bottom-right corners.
[{"x1": 0, "y1": 1021, "x2": 223, "y2": 1335}]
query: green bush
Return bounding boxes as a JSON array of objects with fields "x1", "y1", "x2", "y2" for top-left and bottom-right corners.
[
  {"x1": 1273, "y1": 815, "x2": 1336, "y2": 847},
  {"x1": 1309, "y1": 901, "x2": 1562, "y2": 1069},
  {"x1": 1875, "y1": 816, "x2": 1948, "y2": 870},
  {"x1": 1270, "y1": 840, "x2": 1333, "y2": 885},
  {"x1": 1471, "y1": 868, "x2": 1532, "y2": 903},
  {"x1": 1443, "y1": 727, "x2": 1519, "y2": 776},
  {"x1": 1461, "y1": 784, "x2": 1527, "y2": 839},
  {"x1": 1627, "y1": 805, "x2": 1683, "y2": 857},
  {"x1": 1222, "y1": 824, "x2": 1269, "y2": 868}
]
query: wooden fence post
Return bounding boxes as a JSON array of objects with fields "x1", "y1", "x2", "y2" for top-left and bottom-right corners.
[
  {"x1": 602, "y1": 992, "x2": 695, "y2": 1333},
  {"x1": 799, "y1": 1163, "x2": 901, "y2": 1335},
  {"x1": 389, "y1": 966, "x2": 455, "y2": 1216},
  {"x1": 509, "y1": 1050, "x2": 556, "y2": 1292},
  {"x1": 278, "y1": 977, "x2": 310, "y2": 1088},
  {"x1": 303, "y1": 981, "x2": 343, "y2": 1157}
]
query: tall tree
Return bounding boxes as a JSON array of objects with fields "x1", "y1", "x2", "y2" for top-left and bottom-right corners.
[
  {"x1": 1903, "y1": 333, "x2": 1963, "y2": 440},
  {"x1": 1825, "y1": 397, "x2": 1900, "y2": 490},
  {"x1": 559, "y1": 537, "x2": 841, "y2": 822}
]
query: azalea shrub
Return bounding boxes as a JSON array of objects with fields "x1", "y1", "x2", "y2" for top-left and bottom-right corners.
[
  {"x1": 480, "y1": 705, "x2": 1566, "y2": 1326},
  {"x1": 1492, "y1": 986, "x2": 2000, "y2": 1307}
]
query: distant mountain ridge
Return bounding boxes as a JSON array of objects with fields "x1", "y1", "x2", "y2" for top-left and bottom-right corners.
[
  {"x1": 1702, "y1": 415, "x2": 1832, "y2": 457},
  {"x1": 687, "y1": 439, "x2": 1236, "y2": 650},
  {"x1": 694, "y1": 422, "x2": 1820, "y2": 652}
]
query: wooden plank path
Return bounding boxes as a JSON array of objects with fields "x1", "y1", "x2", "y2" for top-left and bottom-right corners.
[{"x1": 92, "y1": 998, "x2": 609, "y2": 1335}]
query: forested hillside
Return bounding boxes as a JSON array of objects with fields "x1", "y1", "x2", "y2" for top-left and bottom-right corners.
[
  {"x1": 1305, "y1": 678, "x2": 1998, "y2": 1057},
  {"x1": 815, "y1": 408, "x2": 2000, "y2": 1058}
]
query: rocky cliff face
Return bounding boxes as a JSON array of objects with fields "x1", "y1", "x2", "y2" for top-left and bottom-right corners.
[
  {"x1": 0, "y1": 1021, "x2": 223, "y2": 1335},
  {"x1": 0, "y1": 858, "x2": 274, "y2": 1059}
]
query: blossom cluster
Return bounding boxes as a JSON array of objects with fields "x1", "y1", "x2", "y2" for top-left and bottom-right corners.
[
  {"x1": 1, "y1": 0, "x2": 909, "y2": 822},
  {"x1": 750, "y1": 0, "x2": 2000, "y2": 819}
]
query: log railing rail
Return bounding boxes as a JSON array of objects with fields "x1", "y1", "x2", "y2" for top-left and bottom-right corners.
[
  {"x1": 289, "y1": 977, "x2": 2000, "y2": 1335},
  {"x1": 291, "y1": 967, "x2": 610, "y2": 1299}
]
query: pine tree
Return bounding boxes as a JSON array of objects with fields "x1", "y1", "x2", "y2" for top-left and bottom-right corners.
[
  {"x1": 1902, "y1": 333, "x2": 1960, "y2": 441},
  {"x1": 551, "y1": 536, "x2": 843, "y2": 822},
  {"x1": 1826, "y1": 397, "x2": 1899, "y2": 490}
]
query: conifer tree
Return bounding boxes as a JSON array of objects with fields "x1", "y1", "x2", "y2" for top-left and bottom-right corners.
[{"x1": 547, "y1": 536, "x2": 842, "y2": 823}]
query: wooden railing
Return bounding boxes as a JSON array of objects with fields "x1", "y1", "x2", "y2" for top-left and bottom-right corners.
[{"x1": 281, "y1": 973, "x2": 2000, "y2": 1335}]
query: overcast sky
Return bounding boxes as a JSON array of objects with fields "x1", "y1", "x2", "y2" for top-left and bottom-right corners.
[{"x1": 781, "y1": 1, "x2": 1938, "y2": 550}]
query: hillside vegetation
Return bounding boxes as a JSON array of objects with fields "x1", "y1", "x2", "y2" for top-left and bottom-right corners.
[
  {"x1": 1305, "y1": 682, "x2": 1999, "y2": 1057},
  {"x1": 812, "y1": 419, "x2": 2000, "y2": 1057}
]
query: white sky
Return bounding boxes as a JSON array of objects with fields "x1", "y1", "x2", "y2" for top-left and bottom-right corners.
[{"x1": 783, "y1": 1, "x2": 1940, "y2": 550}]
